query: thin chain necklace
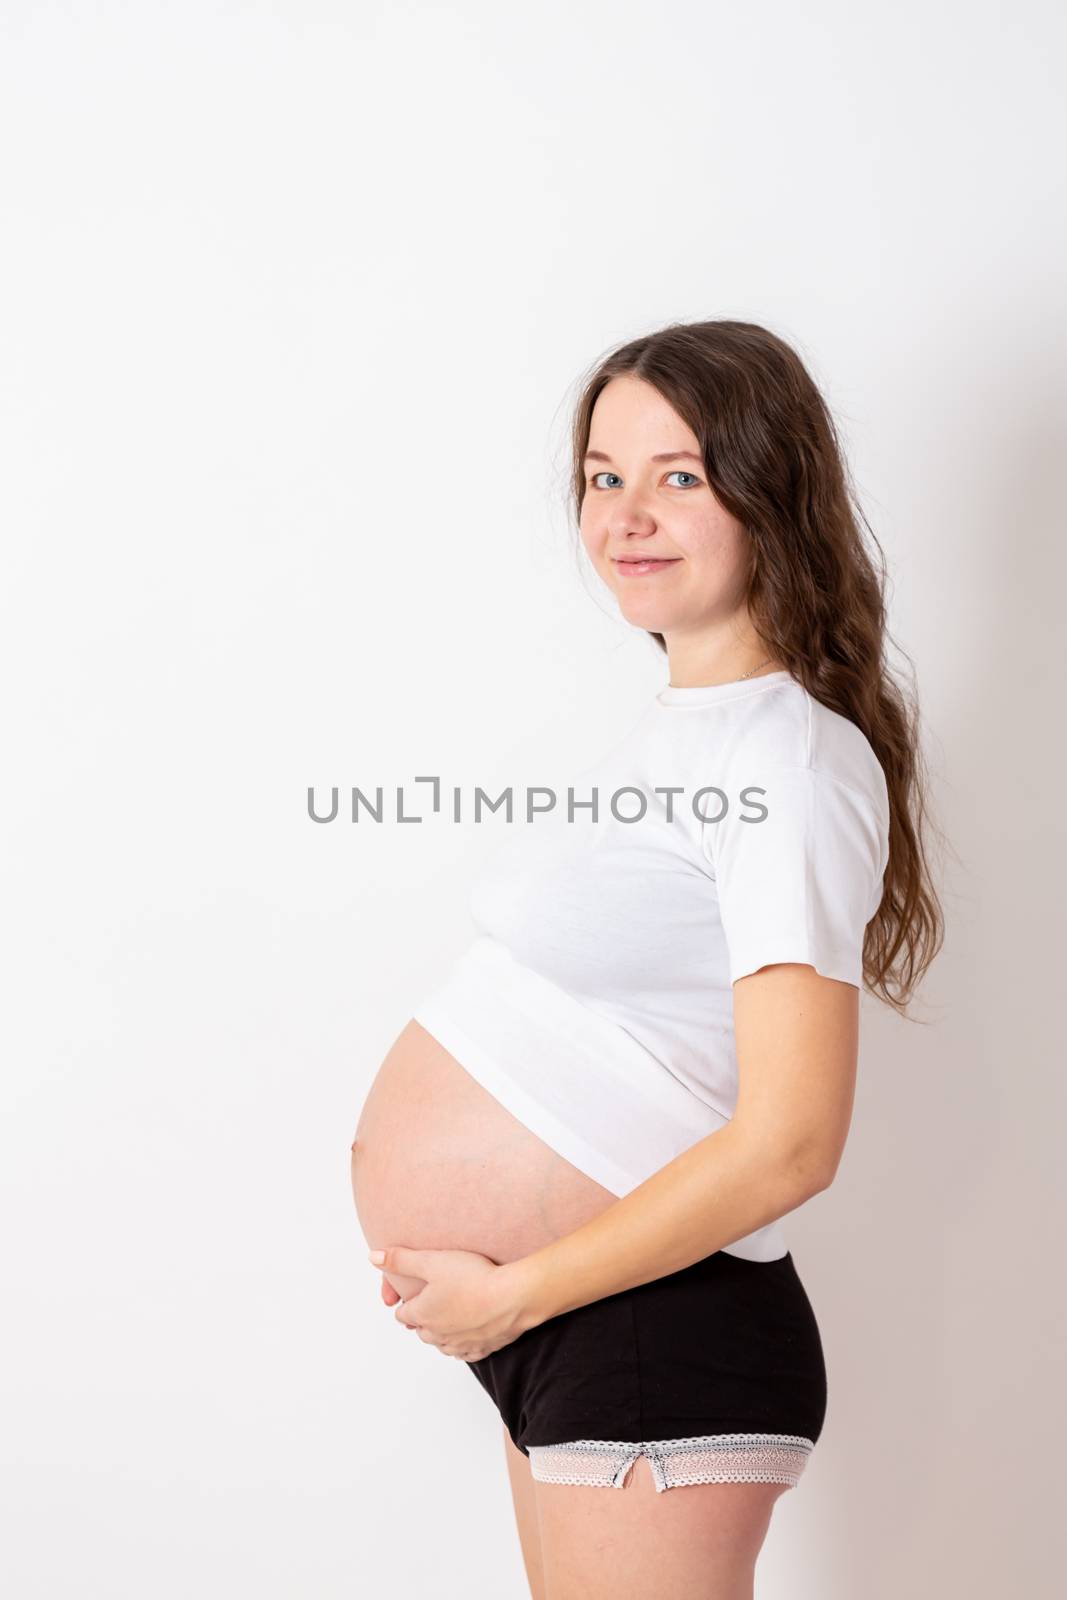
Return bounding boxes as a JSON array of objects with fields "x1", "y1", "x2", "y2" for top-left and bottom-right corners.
[
  {"x1": 736, "y1": 656, "x2": 775, "y2": 681},
  {"x1": 668, "y1": 656, "x2": 778, "y2": 689}
]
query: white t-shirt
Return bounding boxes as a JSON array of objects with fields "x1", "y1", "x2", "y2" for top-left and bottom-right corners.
[{"x1": 411, "y1": 669, "x2": 891, "y2": 1262}]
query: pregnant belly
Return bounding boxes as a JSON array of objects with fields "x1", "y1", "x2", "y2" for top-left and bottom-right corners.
[{"x1": 350, "y1": 1019, "x2": 618, "y2": 1302}]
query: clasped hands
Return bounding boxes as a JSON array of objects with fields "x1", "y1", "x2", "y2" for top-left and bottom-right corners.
[{"x1": 368, "y1": 1245, "x2": 537, "y2": 1361}]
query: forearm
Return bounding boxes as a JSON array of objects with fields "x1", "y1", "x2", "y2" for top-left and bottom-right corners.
[{"x1": 506, "y1": 1122, "x2": 827, "y2": 1329}]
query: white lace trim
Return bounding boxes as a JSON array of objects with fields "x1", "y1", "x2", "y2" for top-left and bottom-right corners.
[{"x1": 526, "y1": 1432, "x2": 814, "y2": 1493}]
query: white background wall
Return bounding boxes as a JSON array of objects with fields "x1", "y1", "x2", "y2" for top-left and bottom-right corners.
[{"x1": 3, "y1": 2, "x2": 1065, "y2": 1595}]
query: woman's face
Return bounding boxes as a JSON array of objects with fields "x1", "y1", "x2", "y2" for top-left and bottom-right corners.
[{"x1": 579, "y1": 374, "x2": 752, "y2": 640}]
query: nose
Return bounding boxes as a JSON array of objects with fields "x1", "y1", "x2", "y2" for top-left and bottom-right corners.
[{"x1": 610, "y1": 499, "x2": 657, "y2": 538}]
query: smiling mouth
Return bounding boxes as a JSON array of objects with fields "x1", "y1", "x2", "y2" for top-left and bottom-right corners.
[{"x1": 611, "y1": 556, "x2": 681, "y2": 575}]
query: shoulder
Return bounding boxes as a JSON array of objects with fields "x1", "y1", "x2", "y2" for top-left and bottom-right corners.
[{"x1": 718, "y1": 678, "x2": 887, "y2": 815}]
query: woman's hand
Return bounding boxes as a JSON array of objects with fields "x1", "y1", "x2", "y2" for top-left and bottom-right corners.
[{"x1": 368, "y1": 1246, "x2": 534, "y2": 1360}]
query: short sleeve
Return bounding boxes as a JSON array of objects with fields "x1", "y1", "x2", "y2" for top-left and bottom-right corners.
[{"x1": 702, "y1": 765, "x2": 889, "y2": 987}]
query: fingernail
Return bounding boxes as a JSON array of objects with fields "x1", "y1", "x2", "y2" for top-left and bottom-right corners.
[{"x1": 368, "y1": 1249, "x2": 385, "y2": 1264}]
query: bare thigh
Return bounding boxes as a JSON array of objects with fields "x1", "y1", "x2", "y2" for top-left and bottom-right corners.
[
  {"x1": 503, "y1": 1425, "x2": 546, "y2": 1600},
  {"x1": 532, "y1": 1457, "x2": 789, "y2": 1600}
]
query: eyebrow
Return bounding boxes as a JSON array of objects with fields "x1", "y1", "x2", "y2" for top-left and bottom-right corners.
[{"x1": 583, "y1": 449, "x2": 704, "y2": 464}]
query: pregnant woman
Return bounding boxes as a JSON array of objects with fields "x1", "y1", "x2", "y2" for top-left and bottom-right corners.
[{"x1": 350, "y1": 318, "x2": 943, "y2": 1600}]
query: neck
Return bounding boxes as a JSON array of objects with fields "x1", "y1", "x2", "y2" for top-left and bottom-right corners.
[{"x1": 664, "y1": 635, "x2": 782, "y2": 689}]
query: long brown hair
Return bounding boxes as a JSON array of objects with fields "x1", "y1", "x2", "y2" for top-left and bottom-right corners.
[{"x1": 567, "y1": 318, "x2": 944, "y2": 1014}]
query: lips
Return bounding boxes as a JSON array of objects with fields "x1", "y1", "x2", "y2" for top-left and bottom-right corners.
[{"x1": 611, "y1": 556, "x2": 681, "y2": 576}]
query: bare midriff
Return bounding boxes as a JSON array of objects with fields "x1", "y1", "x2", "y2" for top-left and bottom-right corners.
[{"x1": 350, "y1": 1019, "x2": 619, "y2": 1302}]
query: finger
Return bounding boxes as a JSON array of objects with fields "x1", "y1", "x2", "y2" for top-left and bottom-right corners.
[{"x1": 368, "y1": 1246, "x2": 426, "y2": 1279}]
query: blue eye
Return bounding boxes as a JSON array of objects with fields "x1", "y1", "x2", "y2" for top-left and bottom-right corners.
[{"x1": 588, "y1": 470, "x2": 701, "y2": 489}]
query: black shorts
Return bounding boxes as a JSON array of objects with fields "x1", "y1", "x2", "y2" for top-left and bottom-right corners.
[{"x1": 466, "y1": 1247, "x2": 827, "y2": 1493}]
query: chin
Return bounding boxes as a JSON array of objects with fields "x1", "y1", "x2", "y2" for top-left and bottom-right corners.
[{"x1": 617, "y1": 600, "x2": 677, "y2": 630}]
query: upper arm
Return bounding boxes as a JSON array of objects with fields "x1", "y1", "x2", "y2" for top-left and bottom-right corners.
[
  {"x1": 730, "y1": 962, "x2": 858, "y2": 1190},
  {"x1": 701, "y1": 761, "x2": 888, "y2": 1187}
]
